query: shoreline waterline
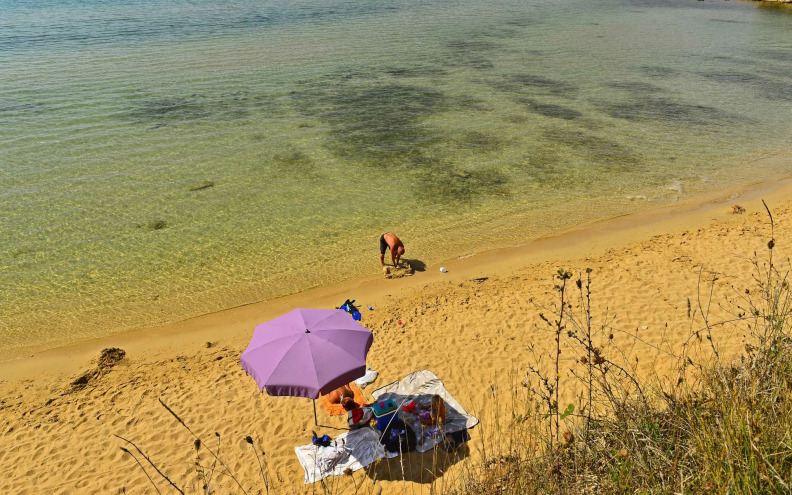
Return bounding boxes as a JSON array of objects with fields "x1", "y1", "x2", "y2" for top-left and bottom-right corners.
[
  {"x1": 4, "y1": 165, "x2": 791, "y2": 379},
  {"x1": 2, "y1": 150, "x2": 790, "y2": 363}
]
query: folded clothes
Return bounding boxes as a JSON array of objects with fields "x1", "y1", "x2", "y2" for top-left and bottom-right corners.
[{"x1": 349, "y1": 406, "x2": 374, "y2": 429}]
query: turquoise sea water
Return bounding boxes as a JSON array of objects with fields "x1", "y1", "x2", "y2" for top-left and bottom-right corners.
[{"x1": 1, "y1": 0, "x2": 791, "y2": 359}]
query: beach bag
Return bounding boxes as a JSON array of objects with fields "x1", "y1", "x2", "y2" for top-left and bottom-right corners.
[{"x1": 348, "y1": 406, "x2": 374, "y2": 429}]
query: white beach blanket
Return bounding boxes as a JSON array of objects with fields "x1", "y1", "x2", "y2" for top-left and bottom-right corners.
[
  {"x1": 371, "y1": 369, "x2": 479, "y2": 453},
  {"x1": 294, "y1": 427, "x2": 386, "y2": 484}
]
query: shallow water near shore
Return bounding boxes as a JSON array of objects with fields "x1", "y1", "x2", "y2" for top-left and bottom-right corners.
[{"x1": 1, "y1": 0, "x2": 792, "y2": 359}]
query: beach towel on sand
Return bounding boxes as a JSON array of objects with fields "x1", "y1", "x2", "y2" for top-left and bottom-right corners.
[
  {"x1": 295, "y1": 427, "x2": 388, "y2": 484},
  {"x1": 372, "y1": 370, "x2": 479, "y2": 453},
  {"x1": 318, "y1": 382, "x2": 367, "y2": 416}
]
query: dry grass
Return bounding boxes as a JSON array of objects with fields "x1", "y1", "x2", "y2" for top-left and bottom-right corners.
[{"x1": 454, "y1": 203, "x2": 792, "y2": 495}]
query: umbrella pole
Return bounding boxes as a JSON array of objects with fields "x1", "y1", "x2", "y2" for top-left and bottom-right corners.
[{"x1": 313, "y1": 399, "x2": 318, "y2": 426}]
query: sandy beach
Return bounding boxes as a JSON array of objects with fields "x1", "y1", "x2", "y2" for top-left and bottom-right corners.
[{"x1": 2, "y1": 176, "x2": 792, "y2": 494}]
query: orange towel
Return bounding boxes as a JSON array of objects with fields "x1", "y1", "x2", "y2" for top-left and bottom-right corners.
[{"x1": 318, "y1": 383, "x2": 366, "y2": 416}]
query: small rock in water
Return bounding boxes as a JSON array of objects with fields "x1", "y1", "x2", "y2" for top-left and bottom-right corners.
[
  {"x1": 188, "y1": 180, "x2": 215, "y2": 192},
  {"x1": 730, "y1": 204, "x2": 745, "y2": 214},
  {"x1": 138, "y1": 220, "x2": 167, "y2": 231}
]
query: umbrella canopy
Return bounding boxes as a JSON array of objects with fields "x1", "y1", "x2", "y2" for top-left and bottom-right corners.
[{"x1": 241, "y1": 308, "x2": 373, "y2": 399}]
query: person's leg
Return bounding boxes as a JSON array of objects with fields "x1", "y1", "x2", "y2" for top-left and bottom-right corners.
[{"x1": 380, "y1": 234, "x2": 388, "y2": 265}]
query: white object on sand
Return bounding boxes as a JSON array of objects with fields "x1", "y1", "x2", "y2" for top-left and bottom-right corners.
[
  {"x1": 354, "y1": 367, "x2": 378, "y2": 389},
  {"x1": 440, "y1": 267, "x2": 448, "y2": 273}
]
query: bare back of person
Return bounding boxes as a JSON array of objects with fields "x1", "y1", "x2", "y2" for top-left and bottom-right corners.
[{"x1": 326, "y1": 385, "x2": 354, "y2": 405}]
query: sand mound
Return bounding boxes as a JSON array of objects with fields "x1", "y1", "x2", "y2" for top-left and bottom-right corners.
[
  {"x1": 383, "y1": 262, "x2": 414, "y2": 279},
  {"x1": 69, "y1": 347, "x2": 126, "y2": 392}
]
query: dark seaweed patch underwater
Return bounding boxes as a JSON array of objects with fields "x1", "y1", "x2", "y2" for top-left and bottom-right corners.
[
  {"x1": 493, "y1": 73, "x2": 580, "y2": 99},
  {"x1": 127, "y1": 91, "x2": 283, "y2": 128},
  {"x1": 596, "y1": 82, "x2": 741, "y2": 125},
  {"x1": 639, "y1": 66, "x2": 679, "y2": 79},
  {"x1": 129, "y1": 96, "x2": 211, "y2": 127},
  {"x1": 289, "y1": 77, "x2": 511, "y2": 202},
  {"x1": 518, "y1": 98, "x2": 582, "y2": 120},
  {"x1": 442, "y1": 39, "x2": 500, "y2": 70},
  {"x1": 543, "y1": 127, "x2": 641, "y2": 172}
]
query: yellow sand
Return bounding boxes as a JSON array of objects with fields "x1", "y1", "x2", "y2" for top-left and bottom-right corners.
[{"x1": 1, "y1": 178, "x2": 791, "y2": 494}]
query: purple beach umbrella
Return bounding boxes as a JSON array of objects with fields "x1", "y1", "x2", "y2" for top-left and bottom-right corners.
[{"x1": 240, "y1": 308, "x2": 373, "y2": 423}]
